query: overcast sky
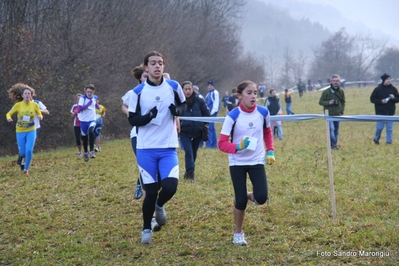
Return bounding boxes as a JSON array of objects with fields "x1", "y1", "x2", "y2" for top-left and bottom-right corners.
[{"x1": 299, "y1": 0, "x2": 399, "y2": 40}]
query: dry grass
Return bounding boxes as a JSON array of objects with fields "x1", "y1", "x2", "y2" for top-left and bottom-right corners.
[{"x1": 0, "y1": 86, "x2": 398, "y2": 265}]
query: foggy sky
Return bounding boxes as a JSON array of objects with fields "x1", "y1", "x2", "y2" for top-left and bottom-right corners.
[{"x1": 299, "y1": 0, "x2": 399, "y2": 41}]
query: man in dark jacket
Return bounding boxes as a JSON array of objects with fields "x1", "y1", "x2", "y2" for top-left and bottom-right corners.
[
  {"x1": 319, "y1": 74, "x2": 345, "y2": 149},
  {"x1": 297, "y1": 78, "x2": 306, "y2": 97},
  {"x1": 370, "y1": 73, "x2": 399, "y2": 144}
]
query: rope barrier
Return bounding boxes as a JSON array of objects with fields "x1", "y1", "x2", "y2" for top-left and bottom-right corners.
[{"x1": 179, "y1": 114, "x2": 399, "y2": 123}]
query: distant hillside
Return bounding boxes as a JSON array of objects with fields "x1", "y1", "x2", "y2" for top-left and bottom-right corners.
[
  {"x1": 258, "y1": 0, "x2": 399, "y2": 47},
  {"x1": 241, "y1": 0, "x2": 331, "y2": 59}
]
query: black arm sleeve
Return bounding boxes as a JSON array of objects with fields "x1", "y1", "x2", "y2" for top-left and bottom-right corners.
[
  {"x1": 175, "y1": 102, "x2": 187, "y2": 116},
  {"x1": 128, "y1": 112, "x2": 152, "y2": 127}
]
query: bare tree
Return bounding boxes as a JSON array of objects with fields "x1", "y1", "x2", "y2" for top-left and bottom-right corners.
[
  {"x1": 309, "y1": 28, "x2": 386, "y2": 82},
  {"x1": 279, "y1": 47, "x2": 295, "y2": 91},
  {"x1": 292, "y1": 51, "x2": 307, "y2": 81},
  {"x1": 263, "y1": 54, "x2": 281, "y2": 89},
  {"x1": 353, "y1": 33, "x2": 387, "y2": 81},
  {"x1": 375, "y1": 47, "x2": 399, "y2": 79}
]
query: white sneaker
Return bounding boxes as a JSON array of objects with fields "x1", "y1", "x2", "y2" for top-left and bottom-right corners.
[
  {"x1": 233, "y1": 232, "x2": 247, "y2": 246},
  {"x1": 141, "y1": 229, "x2": 152, "y2": 244},
  {"x1": 155, "y1": 204, "x2": 167, "y2": 226},
  {"x1": 151, "y1": 217, "x2": 162, "y2": 232}
]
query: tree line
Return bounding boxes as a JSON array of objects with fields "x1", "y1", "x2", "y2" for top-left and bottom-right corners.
[
  {"x1": 264, "y1": 28, "x2": 398, "y2": 91},
  {"x1": 0, "y1": 0, "x2": 264, "y2": 156},
  {"x1": 1, "y1": 0, "x2": 399, "y2": 156}
]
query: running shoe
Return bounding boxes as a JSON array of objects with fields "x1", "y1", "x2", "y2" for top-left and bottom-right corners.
[
  {"x1": 233, "y1": 232, "x2": 247, "y2": 246},
  {"x1": 141, "y1": 229, "x2": 152, "y2": 244},
  {"x1": 90, "y1": 151, "x2": 96, "y2": 158},
  {"x1": 78, "y1": 151, "x2": 82, "y2": 156},
  {"x1": 134, "y1": 183, "x2": 143, "y2": 199},
  {"x1": 23, "y1": 170, "x2": 29, "y2": 175},
  {"x1": 94, "y1": 147, "x2": 99, "y2": 152},
  {"x1": 84, "y1": 152, "x2": 89, "y2": 162},
  {"x1": 151, "y1": 217, "x2": 162, "y2": 232},
  {"x1": 155, "y1": 203, "x2": 167, "y2": 226},
  {"x1": 17, "y1": 155, "x2": 23, "y2": 165}
]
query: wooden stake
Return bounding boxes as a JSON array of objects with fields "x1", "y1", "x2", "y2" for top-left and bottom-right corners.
[{"x1": 325, "y1": 110, "x2": 337, "y2": 220}]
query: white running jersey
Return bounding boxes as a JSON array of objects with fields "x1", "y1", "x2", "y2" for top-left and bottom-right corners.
[
  {"x1": 122, "y1": 90, "x2": 137, "y2": 138},
  {"x1": 127, "y1": 79, "x2": 185, "y2": 149},
  {"x1": 33, "y1": 100, "x2": 46, "y2": 129},
  {"x1": 77, "y1": 95, "x2": 97, "y2": 122},
  {"x1": 220, "y1": 106, "x2": 271, "y2": 166}
]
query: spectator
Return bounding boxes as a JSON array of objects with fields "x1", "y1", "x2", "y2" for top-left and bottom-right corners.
[
  {"x1": 193, "y1": 85, "x2": 203, "y2": 98},
  {"x1": 296, "y1": 78, "x2": 306, "y2": 97},
  {"x1": 318, "y1": 74, "x2": 345, "y2": 149},
  {"x1": 227, "y1": 88, "x2": 239, "y2": 111},
  {"x1": 222, "y1": 91, "x2": 230, "y2": 115},
  {"x1": 258, "y1": 83, "x2": 266, "y2": 98},
  {"x1": 318, "y1": 78, "x2": 323, "y2": 87},
  {"x1": 265, "y1": 89, "x2": 283, "y2": 140},
  {"x1": 370, "y1": 73, "x2": 399, "y2": 144},
  {"x1": 180, "y1": 81, "x2": 210, "y2": 180},
  {"x1": 205, "y1": 79, "x2": 220, "y2": 148},
  {"x1": 307, "y1": 79, "x2": 313, "y2": 91},
  {"x1": 284, "y1": 88, "x2": 295, "y2": 115}
]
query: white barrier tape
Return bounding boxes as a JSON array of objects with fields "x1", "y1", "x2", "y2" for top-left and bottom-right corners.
[
  {"x1": 179, "y1": 114, "x2": 399, "y2": 123},
  {"x1": 324, "y1": 115, "x2": 399, "y2": 122}
]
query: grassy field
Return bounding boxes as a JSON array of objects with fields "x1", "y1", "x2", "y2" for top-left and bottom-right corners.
[{"x1": 1, "y1": 86, "x2": 398, "y2": 265}]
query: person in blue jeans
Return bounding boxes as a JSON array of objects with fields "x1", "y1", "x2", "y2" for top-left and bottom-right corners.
[
  {"x1": 205, "y1": 79, "x2": 220, "y2": 148},
  {"x1": 265, "y1": 89, "x2": 283, "y2": 140},
  {"x1": 180, "y1": 81, "x2": 210, "y2": 180},
  {"x1": 370, "y1": 73, "x2": 399, "y2": 144},
  {"x1": 318, "y1": 74, "x2": 345, "y2": 149},
  {"x1": 284, "y1": 88, "x2": 295, "y2": 115}
]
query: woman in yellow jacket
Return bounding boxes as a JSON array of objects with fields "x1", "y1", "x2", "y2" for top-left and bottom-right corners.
[{"x1": 6, "y1": 84, "x2": 42, "y2": 174}]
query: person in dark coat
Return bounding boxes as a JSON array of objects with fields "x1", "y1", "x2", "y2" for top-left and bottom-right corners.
[
  {"x1": 370, "y1": 73, "x2": 399, "y2": 144},
  {"x1": 180, "y1": 81, "x2": 211, "y2": 180}
]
